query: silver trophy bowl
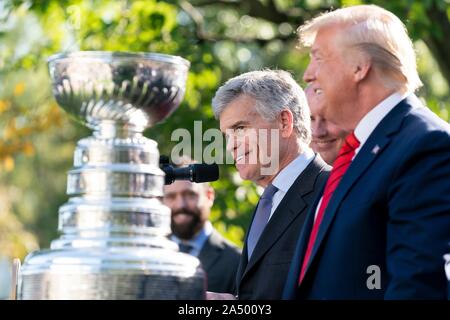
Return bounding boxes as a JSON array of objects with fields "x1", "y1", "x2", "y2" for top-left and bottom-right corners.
[
  {"x1": 17, "y1": 51, "x2": 206, "y2": 300},
  {"x1": 49, "y1": 51, "x2": 189, "y2": 131}
]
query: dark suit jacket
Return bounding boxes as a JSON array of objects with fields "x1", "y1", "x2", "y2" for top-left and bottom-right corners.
[
  {"x1": 283, "y1": 95, "x2": 450, "y2": 300},
  {"x1": 198, "y1": 229, "x2": 241, "y2": 294},
  {"x1": 236, "y1": 155, "x2": 330, "y2": 300}
]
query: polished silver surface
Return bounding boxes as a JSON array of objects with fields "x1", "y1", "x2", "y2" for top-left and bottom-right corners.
[
  {"x1": 69, "y1": 131, "x2": 164, "y2": 197},
  {"x1": 19, "y1": 248, "x2": 205, "y2": 300},
  {"x1": 74, "y1": 135, "x2": 160, "y2": 166},
  {"x1": 48, "y1": 51, "x2": 190, "y2": 131},
  {"x1": 18, "y1": 51, "x2": 205, "y2": 300},
  {"x1": 56, "y1": 197, "x2": 171, "y2": 236},
  {"x1": 67, "y1": 166, "x2": 164, "y2": 197}
]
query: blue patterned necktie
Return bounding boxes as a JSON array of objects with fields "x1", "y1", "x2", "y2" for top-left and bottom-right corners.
[{"x1": 247, "y1": 184, "x2": 278, "y2": 260}]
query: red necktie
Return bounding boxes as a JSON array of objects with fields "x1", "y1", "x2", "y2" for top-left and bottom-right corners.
[{"x1": 298, "y1": 132, "x2": 360, "y2": 284}]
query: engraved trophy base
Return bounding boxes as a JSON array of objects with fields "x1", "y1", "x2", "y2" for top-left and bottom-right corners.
[{"x1": 20, "y1": 247, "x2": 205, "y2": 300}]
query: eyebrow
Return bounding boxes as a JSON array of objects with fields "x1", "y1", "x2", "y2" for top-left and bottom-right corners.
[{"x1": 229, "y1": 120, "x2": 250, "y2": 130}]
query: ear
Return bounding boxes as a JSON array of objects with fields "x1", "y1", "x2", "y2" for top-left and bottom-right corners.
[
  {"x1": 353, "y1": 54, "x2": 372, "y2": 83},
  {"x1": 278, "y1": 109, "x2": 294, "y2": 138},
  {"x1": 205, "y1": 185, "x2": 215, "y2": 206}
]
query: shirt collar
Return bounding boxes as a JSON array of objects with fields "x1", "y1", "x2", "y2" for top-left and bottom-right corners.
[
  {"x1": 171, "y1": 220, "x2": 213, "y2": 252},
  {"x1": 271, "y1": 147, "x2": 315, "y2": 193},
  {"x1": 354, "y1": 91, "x2": 409, "y2": 150}
]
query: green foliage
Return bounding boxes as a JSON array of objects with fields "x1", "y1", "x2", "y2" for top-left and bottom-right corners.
[{"x1": 0, "y1": 0, "x2": 449, "y2": 257}]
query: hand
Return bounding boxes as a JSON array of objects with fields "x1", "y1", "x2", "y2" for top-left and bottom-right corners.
[{"x1": 206, "y1": 291, "x2": 237, "y2": 300}]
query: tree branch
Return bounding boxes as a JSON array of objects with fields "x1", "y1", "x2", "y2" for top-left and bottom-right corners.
[
  {"x1": 178, "y1": 0, "x2": 297, "y2": 43},
  {"x1": 176, "y1": 0, "x2": 330, "y2": 45},
  {"x1": 424, "y1": 1, "x2": 450, "y2": 86},
  {"x1": 186, "y1": 0, "x2": 318, "y2": 25}
]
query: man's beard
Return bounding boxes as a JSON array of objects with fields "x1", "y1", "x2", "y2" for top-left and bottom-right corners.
[{"x1": 171, "y1": 208, "x2": 202, "y2": 240}]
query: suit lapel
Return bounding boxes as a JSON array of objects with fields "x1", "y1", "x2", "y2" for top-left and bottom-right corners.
[
  {"x1": 240, "y1": 155, "x2": 327, "y2": 281},
  {"x1": 242, "y1": 189, "x2": 306, "y2": 277},
  {"x1": 281, "y1": 189, "x2": 323, "y2": 298},
  {"x1": 235, "y1": 210, "x2": 253, "y2": 286},
  {"x1": 198, "y1": 230, "x2": 223, "y2": 272},
  {"x1": 301, "y1": 99, "x2": 412, "y2": 279}
]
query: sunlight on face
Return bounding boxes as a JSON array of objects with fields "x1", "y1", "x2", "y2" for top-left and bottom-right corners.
[
  {"x1": 303, "y1": 24, "x2": 358, "y2": 130},
  {"x1": 219, "y1": 94, "x2": 280, "y2": 185}
]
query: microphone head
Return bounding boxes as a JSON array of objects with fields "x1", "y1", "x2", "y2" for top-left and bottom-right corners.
[{"x1": 190, "y1": 163, "x2": 219, "y2": 183}]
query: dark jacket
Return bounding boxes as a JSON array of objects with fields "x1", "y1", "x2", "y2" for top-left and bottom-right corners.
[
  {"x1": 236, "y1": 155, "x2": 330, "y2": 299},
  {"x1": 283, "y1": 95, "x2": 450, "y2": 300},
  {"x1": 198, "y1": 229, "x2": 241, "y2": 294}
]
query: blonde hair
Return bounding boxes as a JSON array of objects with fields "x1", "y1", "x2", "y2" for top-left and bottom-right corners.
[{"x1": 297, "y1": 5, "x2": 422, "y2": 93}]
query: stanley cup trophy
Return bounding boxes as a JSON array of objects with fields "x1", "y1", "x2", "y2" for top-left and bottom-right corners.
[{"x1": 17, "y1": 51, "x2": 206, "y2": 299}]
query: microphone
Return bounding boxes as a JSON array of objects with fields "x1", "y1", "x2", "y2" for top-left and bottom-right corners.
[{"x1": 160, "y1": 156, "x2": 219, "y2": 185}]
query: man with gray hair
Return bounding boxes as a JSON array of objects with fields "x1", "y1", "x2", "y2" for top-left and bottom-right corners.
[
  {"x1": 283, "y1": 5, "x2": 450, "y2": 299},
  {"x1": 207, "y1": 69, "x2": 330, "y2": 299}
]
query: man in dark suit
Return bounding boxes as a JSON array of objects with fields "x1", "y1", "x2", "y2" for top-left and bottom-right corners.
[
  {"x1": 163, "y1": 158, "x2": 241, "y2": 294},
  {"x1": 283, "y1": 5, "x2": 450, "y2": 299},
  {"x1": 208, "y1": 70, "x2": 330, "y2": 299}
]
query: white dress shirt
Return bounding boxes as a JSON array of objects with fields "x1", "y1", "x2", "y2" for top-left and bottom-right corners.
[
  {"x1": 269, "y1": 148, "x2": 315, "y2": 220},
  {"x1": 354, "y1": 91, "x2": 410, "y2": 156}
]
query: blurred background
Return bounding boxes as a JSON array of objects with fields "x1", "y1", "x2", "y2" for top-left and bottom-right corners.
[{"x1": 0, "y1": 0, "x2": 449, "y2": 298}]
